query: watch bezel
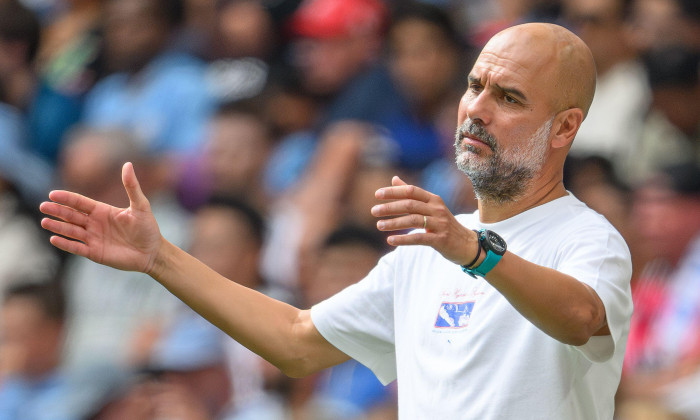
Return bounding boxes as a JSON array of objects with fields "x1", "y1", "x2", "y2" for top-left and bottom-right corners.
[{"x1": 482, "y1": 230, "x2": 507, "y2": 255}]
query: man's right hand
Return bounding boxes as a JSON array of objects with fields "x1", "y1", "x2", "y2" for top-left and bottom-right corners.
[{"x1": 40, "y1": 162, "x2": 163, "y2": 274}]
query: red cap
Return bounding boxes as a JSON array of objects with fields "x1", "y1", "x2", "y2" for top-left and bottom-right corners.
[{"x1": 289, "y1": 0, "x2": 387, "y2": 39}]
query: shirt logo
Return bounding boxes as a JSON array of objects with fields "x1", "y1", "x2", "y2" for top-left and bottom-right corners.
[{"x1": 434, "y1": 301, "x2": 475, "y2": 329}]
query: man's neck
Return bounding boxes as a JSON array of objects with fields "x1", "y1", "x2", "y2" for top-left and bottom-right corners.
[{"x1": 477, "y1": 173, "x2": 568, "y2": 223}]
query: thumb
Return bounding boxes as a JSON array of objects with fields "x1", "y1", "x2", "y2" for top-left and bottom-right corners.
[
  {"x1": 122, "y1": 162, "x2": 150, "y2": 211},
  {"x1": 392, "y1": 175, "x2": 407, "y2": 186}
]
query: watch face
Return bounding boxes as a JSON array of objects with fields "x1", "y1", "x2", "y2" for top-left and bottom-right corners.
[{"x1": 484, "y1": 230, "x2": 507, "y2": 255}]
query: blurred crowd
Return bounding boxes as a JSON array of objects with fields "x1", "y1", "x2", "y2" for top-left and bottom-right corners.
[{"x1": 0, "y1": 0, "x2": 698, "y2": 418}]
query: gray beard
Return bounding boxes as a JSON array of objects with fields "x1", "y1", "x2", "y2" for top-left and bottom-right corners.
[{"x1": 454, "y1": 118, "x2": 552, "y2": 205}]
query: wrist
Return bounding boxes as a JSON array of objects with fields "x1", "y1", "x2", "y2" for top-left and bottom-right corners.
[
  {"x1": 461, "y1": 230, "x2": 483, "y2": 268},
  {"x1": 146, "y1": 236, "x2": 170, "y2": 279},
  {"x1": 461, "y1": 229, "x2": 507, "y2": 278}
]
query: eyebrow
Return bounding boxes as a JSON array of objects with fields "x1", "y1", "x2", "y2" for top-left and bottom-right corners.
[{"x1": 468, "y1": 74, "x2": 529, "y2": 103}]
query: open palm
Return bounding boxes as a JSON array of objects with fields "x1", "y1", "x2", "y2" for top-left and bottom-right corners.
[{"x1": 40, "y1": 162, "x2": 162, "y2": 274}]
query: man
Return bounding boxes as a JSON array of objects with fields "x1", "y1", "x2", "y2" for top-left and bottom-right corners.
[
  {"x1": 39, "y1": 23, "x2": 633, "y2": 419},
  {"x1": 56, "y1": 127, "x2": 188, "y2": 370},
  {"x1": 82, "y1": 0, "x2": 213, "y2": 156},
  {"x1": 619, "y1": 162, "x2": 700, "y2": 419},
  {"x1": 0, "y1": 0, "x2": 54, "y2": 205},
  {"x1": 298, "y1": 225, "x2": 396, "y2": 419},
  {"x1": 562, "y1": 0, "x2": 651, "y2": 183},
  {"x1": 0, "y1": 282, "x2": 70, "y2": 419}
]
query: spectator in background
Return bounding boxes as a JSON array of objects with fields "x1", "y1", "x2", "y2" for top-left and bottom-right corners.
[
  {"x1": 263, "y1": 0, "x2": 387, "y2": 195},
  {"x1": 336, "y1": 1, "x2": 467, "y2": 170},
  {"x1": 0, "y1": 0, "x2": 54, "y2": 205},
  {"x1": 28, "y1": 0, "x2": 104, "y2": 165},
  {"x1": 212, "y1": 0, "x2": 277, "y2": 61},
  {"x1": 0, "y1": 0, "x2": 95, "y2": 170},
  {"x1": 82, "y1": 0, "x2": 213, "y2": 159},
  {"x1": 65, "y1": 312, "x2": 250, "y2": 420},
  {"x1": 261, "y1": 3, "x2": 466, "y2": 288},
  {"x1": 626, "y1": 45, "x2": 700, "y2": 184},
  {"x1": 179, "y1": 101, "x2": 274, "y2": 212},
  {"x1": 145, "y1": 314, "x2": 235, "y2": 420},
  {"x1": 0, "y1": 10, "x2": 58, "y2": 284},
  {"x1": 618, "y1": 162, "x2": 700, "y2": 419},
  {"x1": 562, "y1": 0, "x2": 651, "y2": 184},
  {"x1": 627, "y1": 0, "x2": 700, "y2": 52},
  {"x1": 562, "y1": 155, "x2": 645, "y2": 279},
  {"x1": 57, "y1": 127, "x2": 189, "y2": 370},
  {"x1": 288, "y1": 0, "x2": 386, "y2": 104},
  {"x1": 295, "y1": 225, "x2": 395, "y2": 420},
  {"x1": 0, "y1": 0, "x2": 40, "y2": 115},
  {"x1": 261, "y1": 122, "x2": 398, "y2": 291},
  {"x1": 0, "y1": 169, "x2": 57, "y2": 297},
  {"x1": 201, "y1": 0, "x2": 276, "y2": 105},
  {"x1": 466, "y1": 0, "x2": 549, "y2": 47},
  {"x1": 0, "y1": 281, "x2": 71, "y2": 420},
  {"x1": 187, "y1": 196, "x2": 290, "y2": 419}
]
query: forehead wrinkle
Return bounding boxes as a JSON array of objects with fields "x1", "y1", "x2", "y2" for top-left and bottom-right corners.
[
  {"x1": 476, "y1": 23, "x2": 596, "y2": 115},
  {"x1": 470, "y1": 51, "x2": 546, "y2": 104}
]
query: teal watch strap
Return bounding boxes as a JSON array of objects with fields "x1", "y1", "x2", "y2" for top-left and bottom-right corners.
[
  {"x1": 469, "y1": 251, "x2": 502, "y2": 277},
  {"x1": 462, "y1": 229, "x2": 506, "y2": 278}
]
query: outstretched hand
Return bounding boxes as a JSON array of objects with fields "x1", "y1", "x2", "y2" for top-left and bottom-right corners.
[
  {"x1": 372, "y1": 176, "x2": 479, "y2": 266},
  {"x1": 39, "y1": 162, "x2": 163, "y2": 274}
]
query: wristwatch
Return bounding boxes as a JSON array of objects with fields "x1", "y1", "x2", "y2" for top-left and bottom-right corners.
[{"x1": 461, "y1": 229, "x2": 507, "y2": 278}]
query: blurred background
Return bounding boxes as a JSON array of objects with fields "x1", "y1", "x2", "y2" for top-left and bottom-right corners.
[{"x1": 0, "y1": 0, "x2": 698, "y2": 418}]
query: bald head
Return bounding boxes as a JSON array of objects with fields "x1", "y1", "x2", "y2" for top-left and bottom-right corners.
[{"x1": 483, "y1": 23, "x2": 597, "y2": 118}]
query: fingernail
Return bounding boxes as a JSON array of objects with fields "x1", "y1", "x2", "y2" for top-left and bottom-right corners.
[
  {"x1": 376, "y1": 190, "x2": 384, "y2": 198},
  {"x1": 377, "y1": 221, "x2": 385, "y2": 230}
]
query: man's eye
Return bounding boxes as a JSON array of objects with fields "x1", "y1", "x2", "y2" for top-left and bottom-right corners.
[
  {"x1": 504, "y1": 95, "x2": 518, "y2": 104},
  {"x1": 469, "y1": 83, "x2": 483, "y2": 92}
]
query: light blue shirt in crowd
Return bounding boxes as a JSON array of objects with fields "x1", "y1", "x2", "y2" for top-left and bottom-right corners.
[{"x1": 82, "y1": 51, "x2": 214, "y2": 154}]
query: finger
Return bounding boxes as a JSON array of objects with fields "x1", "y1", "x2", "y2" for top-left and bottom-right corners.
[
  {"x1": 49, "y1": 235, "x2": 89, "y2": 258},
  {"x1": 122, "y1": 162, "x2": 150, "y2": 212},
  {"x1": 377, "y1": 214, "x2": 427, "y2": 232},
  {"x1": 371, "y1": 199, "x2": 430, "y2": 218},
  {"x1": 41, "y1": 218, "x2": 88, "y2": 243},
  {"x1": 39, "y1": 202, "x2": 89, "y2": 227},
  {"x1": 392, "y1": 176, "x2": 408, "y2": 186},
  {"x1": 386, "y1": 232, "x2": 430, "y2": 247},
  {"x1": 376, "y1": 183, "x2": 432, "y2": 202},
  {"x1": 47, "y1": 190, "x2": 97, "y2": 215}
]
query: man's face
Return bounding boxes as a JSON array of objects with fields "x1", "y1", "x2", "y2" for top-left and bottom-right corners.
[
  {"x1": 103, "y1": 0, "x2": 168, "y2": 73},
  {"x1": 0, "y1": 298, "x2": 63, "y2": 378},
  {"x1": 292, "y1": 36, "x2": 368, "y2": 96},
  {"x1": 455, "y1": 115, "x2": 553, "y2": 203},
  {"x1": 454, "y1": 33, "x2": 558, "y2": 203},
  {"x1": 204, "y1": 114, "x2": 269, "y2": 195},
  {"x1": 389, "y1": 18, "x2": 459, "y2": 108},
  {"x1": 632, "y1": 183, "x2": 700, "y2": 262},
  {"x1": 189, "y1": 207, "x2": 259, "y2": 288},
  {"x1": 564, "y1": 0, "x2": 624, "y2": 66}
]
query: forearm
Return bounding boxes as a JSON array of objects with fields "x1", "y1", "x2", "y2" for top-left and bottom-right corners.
[
  {"x1": 486, "y1": 252, "x2": 607, "y2": 345},
  {"x1": 148, "y1": 238, "x2": 348, "y2": 376}
]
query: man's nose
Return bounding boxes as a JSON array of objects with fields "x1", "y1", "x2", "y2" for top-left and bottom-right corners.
[{"x1": 461, "y1": 92, "x2": 493, "y2": 126}]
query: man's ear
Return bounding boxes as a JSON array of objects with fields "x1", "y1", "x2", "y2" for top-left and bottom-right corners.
[{"x1": 551, "y1": 108, "x2": 584, "y2": 149}]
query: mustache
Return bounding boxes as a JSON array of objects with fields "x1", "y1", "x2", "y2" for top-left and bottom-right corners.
[{"x1": 455, "y1": 119, "x2": 496, "y2": 150}]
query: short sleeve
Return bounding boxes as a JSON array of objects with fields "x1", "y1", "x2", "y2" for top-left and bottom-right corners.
[
  {"x1": 557, "y1": 224, "x2": 633, "y2": 362},
  {"x1": 311, "y1": 251, "x2": 398, "y2": 385}
]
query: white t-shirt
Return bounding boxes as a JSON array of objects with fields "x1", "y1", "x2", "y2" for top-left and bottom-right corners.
[{"x1": 311, "y1": 194, "x2": 633, "y2": 419}]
